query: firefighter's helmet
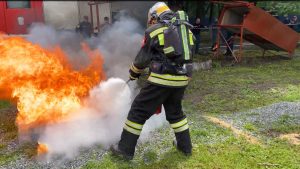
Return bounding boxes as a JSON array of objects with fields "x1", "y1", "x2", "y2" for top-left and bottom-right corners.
[{"x1": 147, "y1": 2, "x2": 171, "y2": 27}]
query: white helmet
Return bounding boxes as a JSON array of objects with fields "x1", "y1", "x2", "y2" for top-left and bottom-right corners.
[{"x1": 147, "y1": 2, "x2": 171, "y2": 26}]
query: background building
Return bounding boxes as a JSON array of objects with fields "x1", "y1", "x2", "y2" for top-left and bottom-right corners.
[{"x1": 0, "y1": 1, "x2": 157, "y2": 34}]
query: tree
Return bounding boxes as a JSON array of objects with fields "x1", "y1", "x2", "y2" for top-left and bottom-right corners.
[
  {"x1": 167, "y1": 1, "x2": 209, "y2": 23},
  {"x1": 257, "y1": 1, "x2": 300, "y2": 16}
]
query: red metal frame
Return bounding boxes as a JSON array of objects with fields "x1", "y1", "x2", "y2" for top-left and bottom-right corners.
[
  {"x1": 212, "y1": 1, "x2": 300, "y2": 62},
  {"x1": 215, "y1": 3, "x2": 247, "y2": 62},
  {"x1": 89, "y1": 3, "x2": 94, "y2": 29},
  {"x1": 96, "y1": 4, "x2": 100, "y2": 31},
  {"x1": 88, "y1": 1, "x2": 108, "y2": 33}
]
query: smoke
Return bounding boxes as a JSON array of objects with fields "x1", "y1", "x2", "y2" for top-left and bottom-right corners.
[
  {"x1": 24, "y1": 14, "x2": 167, "y2": 159},
  {"x1": 26, "y1": 23, "x2": 90, "y2": 69},
  {"x1": 92, "y1": 12, "x2": 144, "y2": 79},
  {"x1": 39, "y1": 78, "x2": 130, "y2": 159}
]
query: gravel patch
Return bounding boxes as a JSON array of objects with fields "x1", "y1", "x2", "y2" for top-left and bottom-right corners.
[
  {"x1": 1, "y1": 145, "x2": 107, "y2": 169},
  {"x1": 0, "y1": 104, "x2": 176, "y2": 169},
  {"x1": 1, "y1": 124, "x2": 175, "y2": 169},
  {"x1": 218, "y1": 101, "x2": 300, "y2": 135}
]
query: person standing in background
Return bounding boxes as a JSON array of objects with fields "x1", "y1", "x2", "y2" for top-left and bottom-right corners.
[
  {"x1": 76, "y1": 16, "x2": 92, "y2": 39},
  {"x1": 210, "y1": 17, "x2": 218, "y2": 51},
  {"x1": 289, "y1": 15, "x2": 299, "y2": 32},
  {"x1": 99, "y1": 16, "x2": 112, "y2": 33},
  {"x1": 191, "y1": 17, "x2": 204, "y2": 54},
  {"x1": 283, "y1": 15, "x2": 290, "y2": 25}
]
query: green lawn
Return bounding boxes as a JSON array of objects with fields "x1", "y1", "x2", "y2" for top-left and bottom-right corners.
[
  {"x1": 1, "y1": 49, "x2": 300, "y2": 168},
  {"x1": 0, "y1": 100, "x2": 10, "y2": 109},
  {"x1": 82, "y1": 50, "x2": 300, "y2": 168},
  {"x1": 83, "y1": 114, "x2": 300, "y2": 169},
  {"x1": 189, "y1": 59, "x2": 300, "y2": 114}
]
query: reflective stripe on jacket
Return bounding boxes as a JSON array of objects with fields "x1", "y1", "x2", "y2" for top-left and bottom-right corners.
[{"x1": 131, "y1": 12, "x2": 194, "y2": 87}]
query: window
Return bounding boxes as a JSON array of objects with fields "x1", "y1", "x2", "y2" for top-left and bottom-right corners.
[{"x1": 7, "y1": 1, "x2": 31, "y2": 9}]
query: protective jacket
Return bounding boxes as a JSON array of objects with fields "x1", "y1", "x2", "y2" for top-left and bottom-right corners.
[
  {"x1": 129, "y1": 11, "x2": 195, "y2": 87},
  {"x1": 117, "y1": 10, "x2": 194, "y2": 159}
]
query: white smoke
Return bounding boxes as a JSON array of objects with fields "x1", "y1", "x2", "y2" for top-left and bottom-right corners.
[
  {"x1": 39, "y1": 78, "x2": 130, "y2": 159},
  {"x1": 92, "y1": 13, "x2": 144, "y2": 79},
  {"x1": 26, "y1": 23, "x2": 91, "y2": 69},
  {"x1": 25, "y1": 14, "x2": 168, "y2": 159}
]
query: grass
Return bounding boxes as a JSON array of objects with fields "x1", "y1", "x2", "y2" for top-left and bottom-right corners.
[
  {"x1": 0, "y1": 142, "x2": 37, "y2": 166},
  {"x1": 0, "y1": 100, "x2": 10, "y2": 109},
  {"x1": 187, "y1": 50, "x2": 300, "y2": 116},
  {"x1": 83, "y1": 117, "x2": 300, "y2": 169},
  {"x1": 243, "y1": 123, "x2": 258, "y2": 132},
  {"x1": 1, "y1": 49, "x2": 300, "y2": 168},
  {"x1": 268, "y1": 115, "x2": 300, "y2": 134},
  {"x1": 82, "y1": 50, "x2": 300, "y2": 168}
]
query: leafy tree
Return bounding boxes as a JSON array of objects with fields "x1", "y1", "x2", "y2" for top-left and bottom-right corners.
[{"x1": 257, "y1": 1, "x2": 300, "y2": 15}]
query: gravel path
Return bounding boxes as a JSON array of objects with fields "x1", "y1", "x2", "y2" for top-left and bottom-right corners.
[
  {"x1": 218, "y1": 101, "x2": 300, "y2": 135},
  {"x1": 0, "y1": 106, "x2": 174, "y2": 169},
  {"x1": 1, "y1": 145, "x2": 107, "y2": 169},
  {"x1": 0, "y1": 125, "x2": 173, "y2": 169}
]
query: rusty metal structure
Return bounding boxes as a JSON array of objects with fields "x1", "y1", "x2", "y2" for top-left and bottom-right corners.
[
  {"x1": 212, "y1": 1, "x2": 300, "y2": 62},
  {"x1": 88, "y1": 1, "x2": 109, "y2": 33}
]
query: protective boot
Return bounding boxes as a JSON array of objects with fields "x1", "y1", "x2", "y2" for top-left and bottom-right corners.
[
  {"x1": 114, "y1": 129, "x2": 139, "y2": 160},
  {"x1": 110, "y1": 144, "x2": 133, "y2": 161},
  {"x1": 174, "y1": 129, "x2": 192, "y2": 155}
]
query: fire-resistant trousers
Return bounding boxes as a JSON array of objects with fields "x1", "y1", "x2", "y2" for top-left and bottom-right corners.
[{"x1": 118, "y1": 83, "x2": 192, "y2": 156}]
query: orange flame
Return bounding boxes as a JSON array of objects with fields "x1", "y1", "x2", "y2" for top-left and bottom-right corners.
[
  {"x1": 37, "y1": 142, "x2": 48, "y2": 155},
  {"x1": 0, "y1": 34, "x2": 105, "y2": 132}
]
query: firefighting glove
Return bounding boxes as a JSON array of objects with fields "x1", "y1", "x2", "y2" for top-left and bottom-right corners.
[
  {"x1": 129, "y1": 69, "x2": 141, "y2": 80},
  {"x1": 129, "y1": 64, "x2": 143, "y2": 81},
  {"x1": 184, "y1": 63, "x2": 193, "y2": 78}
]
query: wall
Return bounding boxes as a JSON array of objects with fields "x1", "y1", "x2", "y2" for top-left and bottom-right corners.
[
  {"x1": 111, "y1": 1, "x2": 158, "y2": 28},
  {"x1": 43, "y1": 1, "x2": 79, "y2": 30},
  {"x1": 41, "y1": 1, "x2": 157, "y2": 31},
  {"x1": 77, "y1": 1, "x2": 111, "y2": 30}
]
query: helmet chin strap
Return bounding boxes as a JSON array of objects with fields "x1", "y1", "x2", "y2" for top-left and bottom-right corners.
[{"x1": 147, "y1": 16, "x2": 157, "y2": 27}]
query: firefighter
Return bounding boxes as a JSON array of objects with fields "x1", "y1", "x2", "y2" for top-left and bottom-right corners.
[{"x1": 111, "y1": 2, "x2": 194, "y2": 160}]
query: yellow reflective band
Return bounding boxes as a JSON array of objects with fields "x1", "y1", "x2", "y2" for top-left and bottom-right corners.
[
  {"x1": 174, "y1": 123, "x2": 189, "y2": 133},
  {"x1": 158, "y1": 33, "x2": 164, "y2": 45},
  {"x1": 163, "y1": 46, "x2": 174, "y2": 54},
  {"x1": 130, "y1": 64, "x2": 143, "y2": 74},
  {"x1": 171, "y1": 17, "x2": 176, "y2": 23},
  {"x1": 125, "y1": 120, "x2": 143, "y2": 130},
  {"x1": 129, "y1": 74, "x2": 138, "y2": 80},
  {"x1": 156, "y1": 5, "x2": 170, "y2": 16},
  {"x1": 124, "y1": 125, "x2": 141, "y2": 135},
  {"x1": 171, "y1": 118, "x2": 188, "y2": 128},
  {"x1": 150, "y1": 27, "x2": 168, "y2": 38},
  {"x1": 178, "y1": 11, "x2": 190, "y2": 60},
  {"x1": 148, "y1": 76, "x2": 188, "y2": 87},
  {"x1": 189, "y1": 30, "x2": 194, "y2": 45},
  {"x1": 189, "y1": 33, "x2": 194, "y2": 45},
  {"x1": 150, "y1": 72, "x2": 188, "y2": 81}
]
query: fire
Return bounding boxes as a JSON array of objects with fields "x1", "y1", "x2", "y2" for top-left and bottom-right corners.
[
  {"x1": 37, "y1": 142, "x2": 49, "y2": 155},
  {"x1": 0, "y1": 34, "x2": 105, "y2": 132}
]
